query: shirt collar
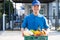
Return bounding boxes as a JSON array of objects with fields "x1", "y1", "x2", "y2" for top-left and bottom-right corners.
[
  {"x1": 31, "y1": 13, "x2": 41, "y2": 17},
  {"x1": 31, "y1": 13, "x2": 43, "y2": 18}
]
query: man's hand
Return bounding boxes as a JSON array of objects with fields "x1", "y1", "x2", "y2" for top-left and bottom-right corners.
[
  {"x1": 22, "y1": 31, "x2": 24, "y2": 36},
  {"x1": 21, "y1": 28, "x2": 24, "y2": 36},
  {"x1": 44, "y1": 30, "x2": 49, "y2": 35},
  {"x1": 42, "y1": 29, "x2": 50, "y2": 35}
]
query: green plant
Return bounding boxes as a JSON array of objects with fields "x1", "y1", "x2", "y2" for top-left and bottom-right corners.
[{"x1": 1, "y1": 1, "x2": 14, "y2": 15}]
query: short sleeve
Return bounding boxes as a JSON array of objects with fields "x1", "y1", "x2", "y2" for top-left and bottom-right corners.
[
  {"x1": 43, "y1": 17, "x2": 49, "y2": 29},
  {"x1": 21, "y1": 16, "x2": 27, "y2": 28}
]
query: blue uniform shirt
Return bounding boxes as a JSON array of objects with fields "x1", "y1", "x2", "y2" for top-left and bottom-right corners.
[{"x1": 22, "y1": 13, "x2": 49, "y2": 30}]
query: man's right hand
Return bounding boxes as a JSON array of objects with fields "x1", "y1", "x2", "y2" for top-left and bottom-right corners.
[{"x1": 21, "y1": 28, "x2": 24, "y2": 36}]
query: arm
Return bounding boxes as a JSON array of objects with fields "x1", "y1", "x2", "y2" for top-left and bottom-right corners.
[
  {"x1": 43, "y1": 17, "x2": 49, "y2": 35},
  {"x1": 21, "y1": 28, "x2": 25, "y2": 36},
  {"x1": 21, "y1": 16, "x2": 27, "y2": 36}
]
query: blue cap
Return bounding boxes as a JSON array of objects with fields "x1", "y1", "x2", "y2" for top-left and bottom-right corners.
[{"x1": 32, "y1": 0, "x2": 41, "y2": 6}]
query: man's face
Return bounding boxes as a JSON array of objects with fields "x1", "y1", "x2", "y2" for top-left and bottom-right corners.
[{"x1": 32, "y1": 5, "x2": 41, "y2": 16}]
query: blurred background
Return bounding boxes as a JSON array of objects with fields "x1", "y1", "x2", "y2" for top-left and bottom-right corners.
[{"x1": 0, "y1": 0, "x2": 60, "y2": 40}]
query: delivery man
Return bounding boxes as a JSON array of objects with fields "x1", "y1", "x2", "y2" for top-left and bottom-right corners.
[{"x1": 21, "y1": 0, "x2": 49, "y2": 36}]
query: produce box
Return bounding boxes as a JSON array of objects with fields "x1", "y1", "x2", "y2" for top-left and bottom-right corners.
[{"x1": 24, "y1": 36, "x2": 48, "y2": 40}]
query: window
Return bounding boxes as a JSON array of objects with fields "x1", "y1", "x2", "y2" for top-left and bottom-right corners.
[
  {"x1": 40, "y1": 9, "x2": 43, "y2": 14},
  {"x1": 53, "y1": 6, "x2": 56, "y2": 8},
  {"x1": 30, "y1": 9, "x2": 33, "y2": 14},
  {"x1": 58, "y1": 9, "x2": 60, "y2": 19},
  {"x1": 53, "y1": 9, "x2": 55, "y2": 19}
]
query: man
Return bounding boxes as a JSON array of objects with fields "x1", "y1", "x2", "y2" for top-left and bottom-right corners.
[{"x1": 21, "y1": 0, "x2": 49, "y2": 36}]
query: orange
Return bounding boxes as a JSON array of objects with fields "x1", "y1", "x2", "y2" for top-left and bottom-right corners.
[{"x1": 34, "y1": 31, "x2": 41, "y2": 36}]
